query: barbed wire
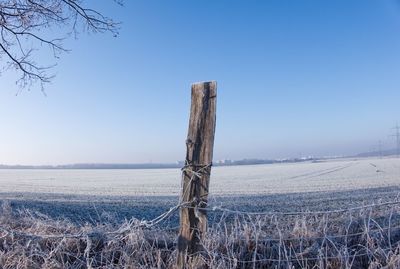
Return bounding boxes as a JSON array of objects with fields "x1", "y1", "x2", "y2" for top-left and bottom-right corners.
[
  {"x1": 198, "y1": 200, "x2": 400, "y2": 216},
  {"x1": 207, "y1": 224, "x2": 400, "y2": 243},
  {"x1": 0, "y1": 202, "x2": 184, "y2": 240},
  {"x1": 1, "y1": 198, "x2": 400, "y2": 241}
]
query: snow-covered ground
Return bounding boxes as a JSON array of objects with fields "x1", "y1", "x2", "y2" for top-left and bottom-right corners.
[{"x1": 0, "y1": 157, "x2": 398, "y2": 196}]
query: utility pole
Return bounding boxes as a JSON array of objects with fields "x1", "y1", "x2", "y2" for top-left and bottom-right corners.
[{"x1": 390, "y1": 123, "x2": 400, "y2": 157}]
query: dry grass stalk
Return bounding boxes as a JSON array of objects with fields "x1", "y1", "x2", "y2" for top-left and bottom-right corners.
[{"x1": 1, "y1": 201, "x2": 400, "y2": 268}]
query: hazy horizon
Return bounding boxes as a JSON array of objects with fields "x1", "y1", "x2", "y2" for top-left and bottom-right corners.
[
  {"x1": 1, "y1": 1, "x2": 400, "y2": 165},
  {"x1": 0, "y1": 144, "x2": 397, "y2": 167}
]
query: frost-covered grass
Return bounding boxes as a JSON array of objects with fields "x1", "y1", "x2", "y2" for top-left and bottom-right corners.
[
  {"x1": 2, "y1": 200, "x2": 400, "y2": 268},
  {"x1": 0, "y1": 157, "x2": 399, "y2": 196}
]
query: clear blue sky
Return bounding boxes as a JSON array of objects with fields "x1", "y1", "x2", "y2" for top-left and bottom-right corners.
[{"x1": 1, "y1": 0, "x2": 400, "y2": 165}]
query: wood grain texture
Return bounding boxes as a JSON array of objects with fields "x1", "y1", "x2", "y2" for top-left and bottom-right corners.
[{"x1": 177, "y1": 81, "x2": 217, "y2": 269}]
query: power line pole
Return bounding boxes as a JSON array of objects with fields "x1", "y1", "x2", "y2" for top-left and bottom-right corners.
[{"x1": 390, "y1": 123, "x2": 400, "y2": 157}]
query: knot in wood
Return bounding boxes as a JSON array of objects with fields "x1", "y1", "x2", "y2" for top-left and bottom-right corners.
[{"x1": 185, "y1": 139, "x2": 195, "y2": 147}]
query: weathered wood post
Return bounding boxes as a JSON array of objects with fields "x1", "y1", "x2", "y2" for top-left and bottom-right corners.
[{"x1": 177, "y1": 81, "x2": 217, "y2": 268}]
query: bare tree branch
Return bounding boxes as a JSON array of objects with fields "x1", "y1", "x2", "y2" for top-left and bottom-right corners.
[{"x1": 0, "y1": 0, "x2": 120, "y2": 90}]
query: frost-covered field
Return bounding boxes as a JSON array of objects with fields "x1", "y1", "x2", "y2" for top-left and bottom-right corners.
[
  {"x1": 1, "y1": 157, "x2": 400, "y2": 268},
  {"x1": 0, "y1": 157, "x2": 399, "y2": 196},
  {"x1": 0, "y1": 156, "x2": 399, "y2": 223}
]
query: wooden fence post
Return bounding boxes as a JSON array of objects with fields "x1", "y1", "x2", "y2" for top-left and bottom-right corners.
[{"x1": 177, "y1": 81, "x2": 217, "y2": 268}]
